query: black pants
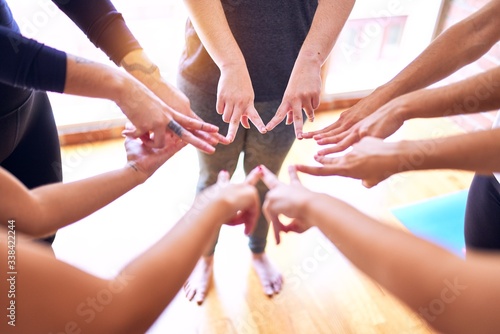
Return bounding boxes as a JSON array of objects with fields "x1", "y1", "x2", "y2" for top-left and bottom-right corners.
[
  {"x1": 0, "y1": 91, "x2": 62, "y2": 244},
  {"x1": 464, "y1": 174, "x2": 500, "y2": 251}
]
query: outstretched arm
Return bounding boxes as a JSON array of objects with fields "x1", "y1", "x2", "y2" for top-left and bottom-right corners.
[
  {"x1": 0, "y1": 26, "x2": 218, "y2": 152},
  {"x1": 0, "y1": 171, "x2": 260, "y2": 333},
  {"x1": 260, "y1": 165, "x2": 500, "y2": 334},
  {"x1": 298, "y1": 127, "x2": 500, "y2": 188},
  {"x1": 182, "y1": 0, "x2": 267, "y2": 142},
  {"x1": 52, "y1": 0, "x2": 225, "y2": 147},
  {"x1": 0, "y1": 135, "x2": 185, "y2": 238},
  {"x1": 305, "y1": 0, "x2": 500, "y2": 142},
  {"x1": 316, "y1": 65, "x2": 500, "y2": 156},
  {"x1": 266, "y1": 0, "x2": 355, "y2": 139}
]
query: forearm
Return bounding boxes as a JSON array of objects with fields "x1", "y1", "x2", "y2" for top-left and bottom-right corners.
[
  {"x1": 377, "y1": 0, "x2": 500, "y2": 104},
  {"x1": 296, "y1": 0, "x2": 354, "y2": 68},
  {"x1": 112, "y1": 200, "x2": 230, "y2": 332},
  {"x1": 21, "y1": 164, "x2": 146, "y2": 237},
  {"x1": 397, "y1": 66, "x2": 500, "y2": 121},
  {"x1": 63, "y1": 54, "x2": 136, "y2": 103},
  {"x1": 399, "y1": 128, "x2": 500, "y2": 174},
  {"x1": 302, "y1": 195, "x2": 484, "y2": 333},
  {"x1": 183, "y1": 0, "x2": 246, "y2": 70}
]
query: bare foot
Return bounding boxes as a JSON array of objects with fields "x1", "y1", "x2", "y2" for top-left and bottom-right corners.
[
  {"x1": 184, "y1": 255, "x2": 213, "y2": 305},
  {"x1": 252, "y1": 253, "x2": 283, "y2": 296}
]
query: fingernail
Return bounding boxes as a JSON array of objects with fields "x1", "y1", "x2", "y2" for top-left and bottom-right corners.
[{"x1": 297, "y1": 133, "x2": 303, "y2": 140}]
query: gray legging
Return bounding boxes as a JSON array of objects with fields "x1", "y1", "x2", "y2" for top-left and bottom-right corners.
[
  {"x1": 178, "y1": 75, "x2": 297, "y2": 255},
  {"x1": 464, "y1": 174, "x2": 500, "y2": 251}
]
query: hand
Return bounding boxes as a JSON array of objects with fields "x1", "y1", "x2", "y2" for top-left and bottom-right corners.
[
  {"x1": 217, "y1": 65, "x2": 267, "y2": 142},
  {"x1": 121, "y1": 49, "x2": 229, "y2": 148},
  {"x1": 297, "y1": 137, "x2": 403, "y2": 188},
  {"x1": 266, "y1": 59, "x2": 322, "y2": 139},
  {"x1": 195, "y1": 170, "x2": 261, "y2": 235},
  {"x1": 117, "y1": 77, "x2": 219, "y2": 154},
  {"x1": 259, "y1": 165, "x2": 316, "y2": 244},
  {"x1": 124, "y1": 126, "x2": 187, "y2": 179},
  {"x1": 315, "y1": 96, "x2": 407, "y2": 156},
  {"x1": 302, "y1": 89, "x2": 392, "y2": 144}
]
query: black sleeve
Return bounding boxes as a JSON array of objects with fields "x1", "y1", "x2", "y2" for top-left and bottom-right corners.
[
  {"x1": 0, "y1": 26, "x2": 67, "y2": 93},
  {"x1": 53, "y1": 0, "x2": 142, "y2": 64}
]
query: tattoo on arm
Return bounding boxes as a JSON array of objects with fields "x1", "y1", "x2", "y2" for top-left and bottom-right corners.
[
  {"x1": 167, "y1": 120, "x2": 184, "y2": 138},
  {"x1": 121, "y1": 60, "x2": 159, "y2": 75}
]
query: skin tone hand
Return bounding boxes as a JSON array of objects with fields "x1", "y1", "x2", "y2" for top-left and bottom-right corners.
[
  {"x1": 0, "y1": 132, "x2": 186, "y2": 238},
  {"x1": 217, "y1": 64, "x2": 267, "y2": 142},
  {"x1": 121, "y1": 49, "x2": 229, "y2": 147},
  {"x1": 302, "y1": 86, "x2": 395, "y2": 143},
  {"x1": 266, "y1": 0, "x2": 355, "y2": 139},
  {"x1": 259, "y1": 165, "x2": 317, "y2": 244},
  {"x1": 266, "y1": 57, "x2": 322, "y2": 140},
  {"x1": 64, "y1": 55, "x2": 219, "y2": 153},
  {"x1": 298, "y1": 137, "x2": 402, "y2": 188},
  {"x1": 193, "y1": 168, "x2": 262, "y2": 237},
  {"x1": 315, "y1": 94, "x2": 408, "y2": 156}
]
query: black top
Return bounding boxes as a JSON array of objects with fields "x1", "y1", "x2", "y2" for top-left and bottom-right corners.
[
  {"x1": 179, "y1": 0, "x2": 318, "y2": 102},
  {"x1": 0, "y1": 0, "x2": 141, "y2": 114}
]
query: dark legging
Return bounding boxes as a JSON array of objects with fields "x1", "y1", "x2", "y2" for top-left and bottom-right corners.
[
  {"x1": 0, "y1": 91, "x2": 62, "y2": 244},
  {"x1": 464, "y1": 174, "x2": 500, "y2": 251}
]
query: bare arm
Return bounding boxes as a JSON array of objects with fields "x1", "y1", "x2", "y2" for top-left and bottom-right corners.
[
  {"x1": 0, "y1": 171, "x2": 259, "y2": 333},
  {"x1": 300, "y1": 128, "x2": 500, "y2": 188},
  {"x1": 266, "y1": 0, "x2": 355, "y2": 138},
  {"x1": 0, "y1": 136, "x2": 185, "y2": 238},
  {"x1": 261, "y1": 166, "x2": 500, "y2": 334},
  {"x1": 306, "y1": 0, "x2": 500, "y2": 140},
  {"x1": 182, "y1": 0, "x2": 266, "y2": 141},
  {"x1": 317, "y1": 66, "x2": 500, "y2": 156}
]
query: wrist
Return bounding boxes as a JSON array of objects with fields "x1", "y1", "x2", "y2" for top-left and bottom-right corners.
[
  {"x1": 296, "y1": 50, "x2": 324, "y2": 68},
  {"x1": 126, "y1": 161, "x2": 148, "y2": 184}
]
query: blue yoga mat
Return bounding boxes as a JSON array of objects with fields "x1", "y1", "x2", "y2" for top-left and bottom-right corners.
[{"x1": 391, "y1": 190, "x2": 468, "y2": 258}]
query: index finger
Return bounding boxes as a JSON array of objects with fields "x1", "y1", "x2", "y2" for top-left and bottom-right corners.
[
  {"x1": 167, "y1": 120, "x2": 216, "y2": 154},
  {"x1": 172, "y1": 110, "x2": 219, "y2": 133},
  {"x1": 245, "y1": 166, "x2": 263, "y2": 186},
  {"x1": 265, "y1": 102, "x2": 289, "y2": 132},
  {"x1": 259, "y1": 165, "x2": 281, "y2": 189}
]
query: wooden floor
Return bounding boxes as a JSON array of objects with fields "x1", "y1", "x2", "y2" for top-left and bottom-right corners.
[{"x1": 54, "y1": 110, "x2": 473, "y2": 333}]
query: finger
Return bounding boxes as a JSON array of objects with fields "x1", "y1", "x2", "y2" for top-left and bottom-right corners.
[
  {"x1": 241, "y1": 115, "x2": 251, "y2": 129},
  {"x1": 263, "y1": 200, "x2": 282, "y2": 245},
  {"x1": 167, "y1": 120, "x2": 216, "y2": 154},
  {"x1": 287, "y1": 165, "x2": 302, "y2": 185},
  {"x1": 303, "y1": 100, "x2": 315, "y2": 122},
  {"x1": 244, "y1": 200, "x2": 260, "y2": 236},
  {"x1": 222, "y1": 103, "x2": 234, "y2": 123},
  {"x1": 285, "y1": 111, "x2": 293, "y2": 125},
  {"x1": 216, "y1": 97, "x2": 225, "y2": 116},
  {"x1": 308, "y1": 121, "x2": 347, "y2": 139},
  {"x1": 172, "y1": 111, "x2": 219, "y2": 133},
  {"x1": 259, "y1": 165, "x2": 280, "y2": 189},
  {"x1": 316, "y1": 132, "x2": 359, "y2": 156},
  {"x1": 295, "y1": 164, "x2": 343, "y2": 177},
  {"x1": 217, "y1": 170, "x2": 230, "y2": 184},
  {"x1": 192, "y1": 129, "x2": 219, "y2": 146},
  {"x1": 226, "y1": 113, "x2": 240, "y2": 143},
  {"x1": 265, "y1": 102, "x2": 289, "y2": 131},
  {"x1": 272, "y1": 216, "x2": 284, "y2": 245},
  {"x1": 292, "y1": 106, "x2": 304, "y2": 140},
  {"x1": 362, "y1": 179, "x2": 379, "y2": 188},
  {"x1": 245, "y1": 166, "x2": 262, "y2": 186},
  {"x1": 246, "y1": 107, "x2": 267, "y2": 134}
]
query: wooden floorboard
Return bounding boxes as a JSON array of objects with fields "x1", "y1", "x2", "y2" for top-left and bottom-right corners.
[{"x1": 55, "y1": 109, "x2": 472, "y2": 333}]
